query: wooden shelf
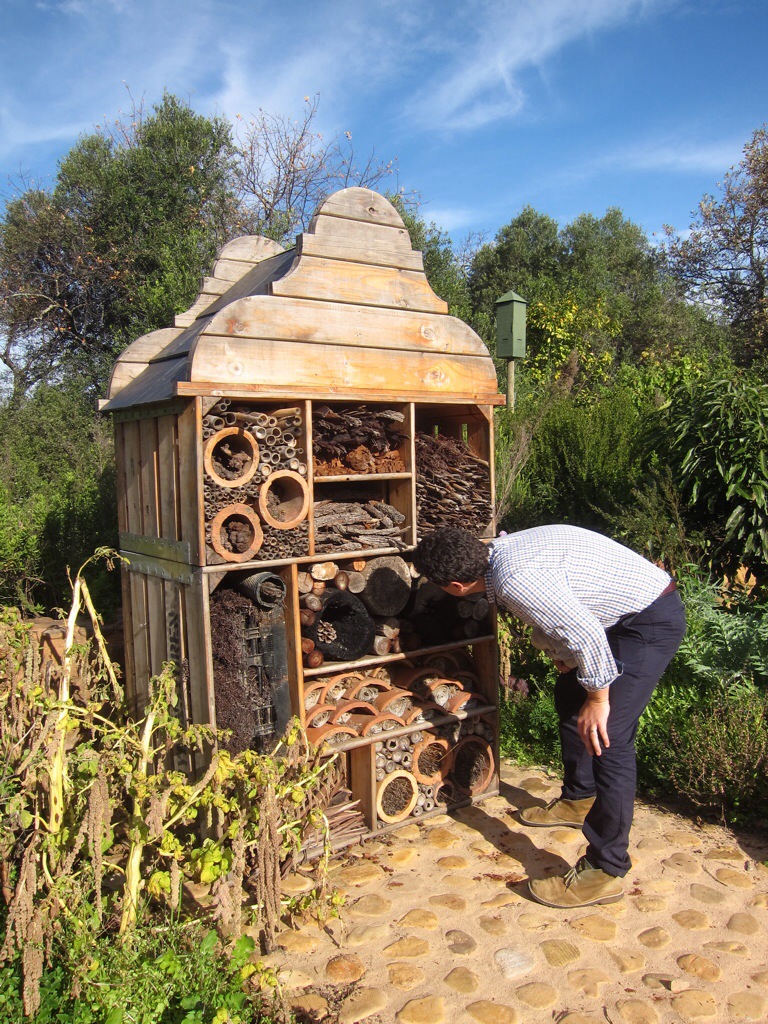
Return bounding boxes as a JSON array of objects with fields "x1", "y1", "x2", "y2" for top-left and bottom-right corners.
[
  {"x1": 333, "y1": 703, "x2": 497, "y2": 753},
  {"x1": 301, "y1": 634, "x2": 496, "y2": 677},
  {"x1": 313, "y1": 472, "x2": 412, "y2": 484}
]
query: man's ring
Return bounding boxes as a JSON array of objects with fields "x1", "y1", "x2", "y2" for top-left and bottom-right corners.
[{"x1": 590, "y1": 727, "x2": 598, "y2": 732}]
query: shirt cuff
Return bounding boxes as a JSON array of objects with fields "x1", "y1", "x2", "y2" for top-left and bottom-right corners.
[{"x1": 578, "y1": 659, "x2": 623, "y2": 692}]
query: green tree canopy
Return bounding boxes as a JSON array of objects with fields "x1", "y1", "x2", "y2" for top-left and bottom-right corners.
[
  {"x1": 666, "y1": 124, "x2": 768, "y2": 365},
  {"x1": 469, "y1": 205, "x2": 719, "y2": 391},
  {"x1": 0, "y1": 94, "x2": 238, "y2": 401}
]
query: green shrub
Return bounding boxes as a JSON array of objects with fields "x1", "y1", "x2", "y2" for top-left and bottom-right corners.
[
  {"x1": 636, "y1": 567, "x2": 768, "y2": 820},
  {"x1": 0, "y1": 918, "x2": 282, "y2": 1024},
  {"x1": 499, "y1": 686, "x2": 561, "y2": 767},
  {"x1": 497, "y1": 387, "x2": 648, "y2": 534}
]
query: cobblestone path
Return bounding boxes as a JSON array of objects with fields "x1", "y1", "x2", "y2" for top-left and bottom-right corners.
[{"x1": 267, "y1": 762, "x2": 768, "y2": 1024}]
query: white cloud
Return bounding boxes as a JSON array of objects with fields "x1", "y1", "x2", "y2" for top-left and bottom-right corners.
[
  {"x1": 401, "y1": 0, "x2": 675, "y2": 132},
  {"x1": 613, "y1": 138, "x2": 744, "y2": 174}
]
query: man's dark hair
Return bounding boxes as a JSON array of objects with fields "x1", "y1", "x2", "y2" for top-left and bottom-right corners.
[{"x1": 411, "y1": 528, "x2": 490, "y2": 585}]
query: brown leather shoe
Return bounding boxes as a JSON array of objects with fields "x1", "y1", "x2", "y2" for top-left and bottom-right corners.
[
  {"x1": 518, "y1": 796, "x2": 594, "y2": 828},
  {"x1": 528, "y1": 857, "x2": 624, "y2": 908}
]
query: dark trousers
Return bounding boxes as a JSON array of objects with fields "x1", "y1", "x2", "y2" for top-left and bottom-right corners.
[{"x1": 555, "y1": 589, "x2": 686, "y2": 877}]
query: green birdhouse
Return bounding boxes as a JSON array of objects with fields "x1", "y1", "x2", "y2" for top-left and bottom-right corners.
[{"x1": 495, "y1": 290, "x2": 527, "y2": 359}]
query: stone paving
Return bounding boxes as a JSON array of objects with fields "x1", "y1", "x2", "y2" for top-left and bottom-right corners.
[{"x1": 267, "y1": 761, "x2": 768, "y2": 1024}]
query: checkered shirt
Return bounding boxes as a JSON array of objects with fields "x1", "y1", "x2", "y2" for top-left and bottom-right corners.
[{"x1": 485, "y1": 525, "x2": 671, "y2": 691}]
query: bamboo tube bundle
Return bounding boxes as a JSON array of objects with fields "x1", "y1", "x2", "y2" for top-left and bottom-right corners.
[
  {"x1": 413, "y1": 782, "x2": 438, "y2": 816},
  {"x1": 259, "y1": 520, "x2": 309, "y2": 559},
  {"x1": 402, "y1": 701, "x2": 443, "y2": 725},
  {"x1": 351, "y1": 712, "x2": 405, "y2": 736},
  {"x1": 446, "y1": 690, "x2": 485, "y2": 714},
  {"x1": 453, "y1": 670, "x2": 481, "y2": 690},
  {"x1": 376, "y1": 770, "x2": 418, "y2": 825},
  {"x1": 422, "y1": 652, "x2": 461, "y2": 676},
  {"x1": 372, "y1": 688, "x2": 415, "y2": 718},
  {"x1": 414, "y1": 431, "x2": 492, "y2": 535},
  {"x1": 320, "y1": 676, "x2": 355, "y2": 704},
  {"x1": 460, "y1": 716, "x2": 496, "y2": 742},
  {"x1": 449, "y1": 736, "x2": 495, "y2": 796},
  {"x1": 393, "y1": 667, "x2": 462, "y2": 707}
]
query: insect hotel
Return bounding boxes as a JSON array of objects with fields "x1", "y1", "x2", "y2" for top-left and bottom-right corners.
[{"x1": 101, "y1": 186, "x2": 505, "y2": 846}]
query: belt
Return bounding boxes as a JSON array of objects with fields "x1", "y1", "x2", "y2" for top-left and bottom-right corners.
[{"x1": 659, "y1": 578, "x2": 677, "y2": 597}]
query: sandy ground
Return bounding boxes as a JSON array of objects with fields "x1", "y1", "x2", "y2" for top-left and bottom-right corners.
[{"x1": 265, "y1": 760, "x2": 768, "y2": 1024}]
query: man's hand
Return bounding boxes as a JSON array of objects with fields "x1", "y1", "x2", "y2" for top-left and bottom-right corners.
[
  {"x1": 553, "y1": 660, "x2": 572, "y2": 673},
  {"x1": 578, "y1": 690, "x2": 610, "y2": 756}
]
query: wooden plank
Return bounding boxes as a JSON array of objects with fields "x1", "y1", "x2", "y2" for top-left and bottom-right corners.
[
  {"x1": 102, "y1": 357, "x2": 189, "y2": 412},
  {"x1": 468, "y1": 633, "x2": 498, "y2": 707},
  {"x1": 298, "y1": 231, "x2": 424, "y2": 272},
  {"x1": 281, "y1": 563, "x2": 304, "y2": 725},
  {"x1": 176, "y1": 399, "x2": 203, "y2": 564},
  {"x1": 186, "y1": 571, "x2": 215, "y2": 727},
  {"x1": 138, "y1": 417, "x2": 160, "y2": 538},
  {"x1": 113, "y1": 422, "x2": 130, "y2": 535},
  {"x1": 406, "y1": 404, "x2": 417, "y2": 542},
  {"x1": 157, "y1": 414, "x2": 180, "y2": 542},
  {"x1": 138, "y1": 417, "x2": 167, "y2": 679},
  {"x1": 271, "y1": 255, "x2": 447, "y2": 315},
  {"x1": 486, "y1": 406, "x2": 497, "y2": 538},
  {"x1": 387, "y1": 478, "x2": 414, "y2": 548},
  {"x1": 127, "y1": 569, "x2": 151, "y2": 712},
  {"x1": 311, "y1": 215, "x2": 411, "y2": 245},
  {"x1": 177, "y1": 380, "x2": 506, "y2": 406},
  {"x1": 206, "y1": 295, "x2": 488, "y2": 356},
  {"x1": 348, "y1": 746, "x2": 377, "y2": 829},
  {"x1": 311, "y1": 187, "x2": 405, "y2": 229},
  {"x1": 119, "y1": 563, "x2": 136, "y2": 710},
  {"x1": 107, "y1": 328, "x2": 185, "y2": 398},
  {"x1": 122, "y1": 421, "x2": 143, "y2": 535},
  {"x1": 190, "y1": 337, "x2": 497, "y2": 397},
  {"x1": 215, "y1": 236, "x2": 285, "y2": 264}
]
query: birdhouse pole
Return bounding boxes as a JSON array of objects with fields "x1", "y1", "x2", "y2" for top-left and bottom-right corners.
[{"x1": 494, "y1": 291, "x2": 528, "y2": 410}]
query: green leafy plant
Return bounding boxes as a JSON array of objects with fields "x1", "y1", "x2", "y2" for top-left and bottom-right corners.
[
  {"x1": 657, "y1": 373, "x2": 768, "y2": 586},
  {"x1": 0, "y1": 552, "x2": 339, "y2": 1018}
]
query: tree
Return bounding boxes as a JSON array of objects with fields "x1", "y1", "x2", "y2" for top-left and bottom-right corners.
[
  {"x1": 666, "y1": 125, "x2": 768, "y2": 363},
  {"x1": 469, "y1": 206, "x2": 719, "y2": 390},
  {"x1": 232, "y1": 95, "x2": 396, "y2": 244},
  {"x1": 0, "y1": 93, "x2": 238, "y2": 401},
  {"x1": 0, "y1": 93, "x2": 397, "y2": 401}
]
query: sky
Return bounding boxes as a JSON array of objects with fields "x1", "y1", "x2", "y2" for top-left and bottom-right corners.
[{"x1": 0, "y1": 0, "x2": 766, "y2": 245}]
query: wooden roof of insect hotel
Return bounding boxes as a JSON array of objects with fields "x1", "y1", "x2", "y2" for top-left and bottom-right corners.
[{"x1": 101, "y1": 187, "x2": 503, "y2": 411}]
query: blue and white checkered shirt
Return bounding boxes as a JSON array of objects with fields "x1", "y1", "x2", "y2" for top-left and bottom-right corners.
[{"x1": 485, "y1": 525, "x2": 671, "y2": 691}]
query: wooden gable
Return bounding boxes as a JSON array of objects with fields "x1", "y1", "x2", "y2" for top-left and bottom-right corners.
[{"x1": 102, "y1": 187, "x2": 501, "y2": 411}]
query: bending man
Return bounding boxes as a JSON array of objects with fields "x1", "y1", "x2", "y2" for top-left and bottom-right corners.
[{"x1": 412, "y1": 524, "x2": 686, "y2": 909}]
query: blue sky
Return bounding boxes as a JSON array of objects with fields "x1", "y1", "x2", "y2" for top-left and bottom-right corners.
[{"x1": 0, "y1": 0, "x2": 765, "y2": 245}]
